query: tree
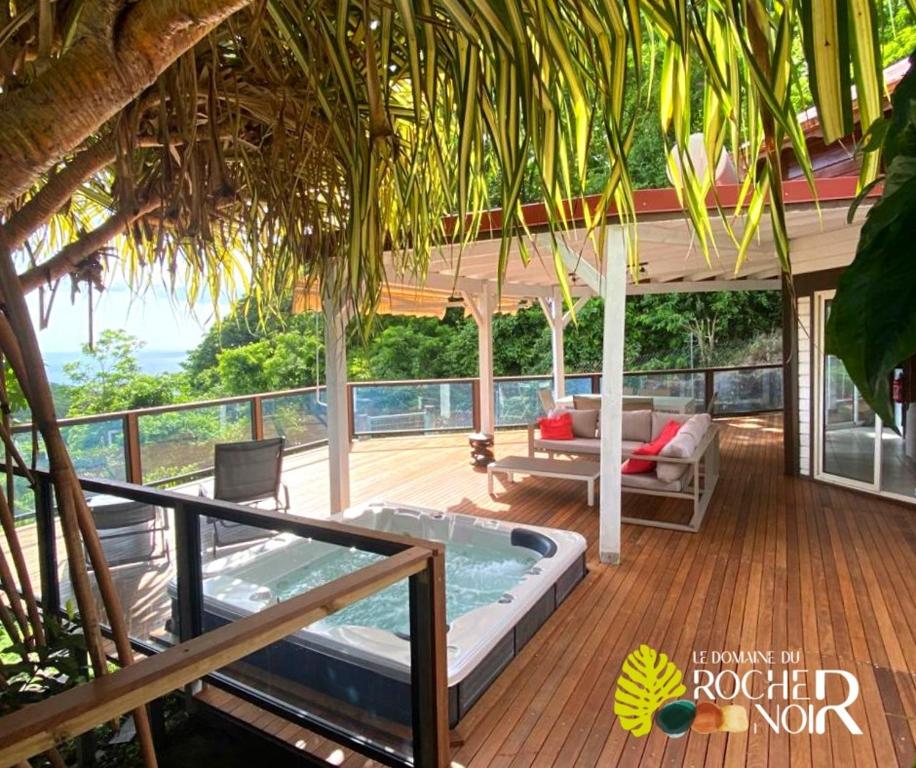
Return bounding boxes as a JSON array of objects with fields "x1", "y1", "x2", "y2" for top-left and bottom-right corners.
[{"x1": 63, "y1": 331, "x2": 183, "y2": 414}]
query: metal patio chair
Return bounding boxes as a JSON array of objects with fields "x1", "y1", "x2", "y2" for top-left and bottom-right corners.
[
  {"x1": 207, "y1": 437, "x2": 290, "y2": 554},
  {"x1": 85, "y1": 496, "x2": 170, "y2": 568}
]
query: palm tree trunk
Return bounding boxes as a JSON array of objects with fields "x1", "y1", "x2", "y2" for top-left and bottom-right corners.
[
  {"x1": 0, "y1": 242, "x2": 158, "y2": 766},
  {"x1": 0, "y1": 0, "x2": 252, "y2": 208}
]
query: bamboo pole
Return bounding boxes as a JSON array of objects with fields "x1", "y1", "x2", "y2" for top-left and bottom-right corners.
[{"x1": 0, "y1": 243, "x2": 158, "y2": 766}]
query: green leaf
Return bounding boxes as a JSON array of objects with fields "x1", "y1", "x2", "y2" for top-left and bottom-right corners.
[{"x1": 827, "y1": 59, "x2": 916, "y2": 429}]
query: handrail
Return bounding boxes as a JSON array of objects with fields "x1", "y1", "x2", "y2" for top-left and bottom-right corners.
[
  {"x1": 7, "y1": 363, "x2": 781, "y2": 432},
  {"x1": 0, "y1": 547, "x2": 435, "y2": 767}
]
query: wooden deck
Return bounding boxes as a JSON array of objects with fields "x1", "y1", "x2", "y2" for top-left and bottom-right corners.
[{"x1": 6, "y1": 414, "x2": 916, "y2": 766}]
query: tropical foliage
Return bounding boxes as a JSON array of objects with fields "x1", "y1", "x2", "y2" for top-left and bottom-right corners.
[{"x1": 827, "y1": 55, "x2": 916, "y2": 427}]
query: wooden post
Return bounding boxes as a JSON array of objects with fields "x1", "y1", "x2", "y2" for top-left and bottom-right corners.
[
  {"x1": 123, "y1": 412, "x2": 142, "y2": 484},
  {"x1": 599, "y1": 228, "x2": 626, "y2": 565},
  {"x1": 323, "y1": 282, "x2": 351, "y2": 513},
  {"x1": 250, "y1": 396, "x2": 264, "y2": 441},
  {"x1": 539, "y1": 286, "x2": 566, "y2": 400},
  {"x1": 409, "y1": 549, "x2": 450, "y2": 766}
]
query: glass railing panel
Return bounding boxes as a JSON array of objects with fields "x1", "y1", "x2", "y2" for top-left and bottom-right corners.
[
  {"x1": 352, "y1": 381, "x2": 473, "y2": 436},
  {"x1": 565, "y1": 376, "x2": 594, "y2": 396},
  {"x1": 193, "y1": 524, "x2": 413, "y2": 761},
  {"x1": 138, "y1": 402, "x2": 252, "y2": 484},
  {"x1": 713, "y1": 367, "x2": 783, "y2": 414},
  {"x1": 495, "y1": 378, "x2": 548, "y2": 426},
  {"x1": 12, "y1": 419, "x2": 127, "y2": 481},
  {"x1": 0, "y1": 479, "x2": 41, "y2": 600},
  {"x1": 262, "y1": 389, "x2": 328, "y2": 448},
  {"x1": 55, "y1": 490, "x2": 176, "y2": 650},
  {"x1": 623, "y1": 371, "x2": 706, "y2": 410}
]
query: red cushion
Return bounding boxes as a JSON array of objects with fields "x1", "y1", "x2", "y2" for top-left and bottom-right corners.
[
  {"x1": 538, "y1": 412, "x2": 574, "y2": 440},
  {"x1": 622, "y1": 420, "x2": 683, "y2": 474}
]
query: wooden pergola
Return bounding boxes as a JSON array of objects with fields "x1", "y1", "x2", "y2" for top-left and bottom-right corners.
[{"x1": 299, "y1": 176, "x2": 872, "y2": 565}]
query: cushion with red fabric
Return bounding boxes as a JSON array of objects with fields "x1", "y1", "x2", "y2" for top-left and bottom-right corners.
[
  {"x1": 621, "y1": 419, "x2": 683, "y2": 474},
  {"x1": 538, "y1": 412, "x2": 574, "y2": 440}
]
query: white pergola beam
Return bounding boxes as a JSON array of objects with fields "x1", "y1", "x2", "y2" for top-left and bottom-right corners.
[
  {"x1": 599, "y1": 228, "x2": 627, "y2": 565},
  {"x1": 558, "y1": 240, "x2": 602, "y2": 294},
  {"x1": 563, "y1": 295, "x2": 591, "y2": 328},
  {"x1": 322, "y1": 287, "x2": 350, "y2": 513}
]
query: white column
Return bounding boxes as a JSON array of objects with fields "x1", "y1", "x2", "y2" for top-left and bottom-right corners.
[
  {"x1": 465, "y1": 288, "x2": 495, "y2": 434},
  {"x1": 599, "y1": 228, "x2": 627, "y2": 564},
  {"x1": 322, "y1": 289, "x2": 350, "y2": 513},
  {"x1": 478, "y1": 288, "x2": 495, "y2": 435},
  {"x1": 540, "y1": 286, "x2": 566, "y2": 400}
]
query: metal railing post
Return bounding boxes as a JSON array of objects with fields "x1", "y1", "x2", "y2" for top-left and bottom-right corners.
[
  {"x1": 409, "y1": 549, "x2": 450, "y2": 767},
  {"x1": 173, "y1": 502, "x2": 203, "y2": 642},
  {"x1": 591, "y1": 374, "x2": 600, "y2": 394},
  {"x1": 34, "y1": 474, "x2": 60, "y2": 617}
]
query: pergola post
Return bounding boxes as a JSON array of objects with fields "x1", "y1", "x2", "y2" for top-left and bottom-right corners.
[
  {"x1": 322, "y1": 288, "x2": 351, "y2": 513},
  {"x1": 539, "y1": 286, "x2": 566, "y2": 400},
  {"x1": 599, "y1": 228, "x2": 627, "y2": 564},
  {"x1": 464, "y1": 288, "x2": 496, "y2": 435}
]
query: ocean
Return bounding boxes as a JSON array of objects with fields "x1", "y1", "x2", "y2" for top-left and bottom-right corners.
[{"x1": 42, "y1": 349, "x2": 188, "y2": 385}]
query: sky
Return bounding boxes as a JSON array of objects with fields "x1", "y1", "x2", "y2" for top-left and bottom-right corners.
[{"x1": 27, "y1": 279, "x2": 233, "y2": 355}]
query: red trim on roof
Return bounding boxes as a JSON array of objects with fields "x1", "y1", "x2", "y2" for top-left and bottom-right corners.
[{"x1": 444, "y1": 176, "x2": 872, "y2": 238}]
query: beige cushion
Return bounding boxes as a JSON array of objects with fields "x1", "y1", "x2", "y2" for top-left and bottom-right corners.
[
  {"x1": 622, "y1": 410, "x2": 652, "y2": 443},
  {"x1": 651, "y1": 411, "x2": 692, "y2": 440},
  {"x1": 534, "y1": 437, "x2": 600, "y2": 454},
  {"x1": 660, "y1": 413, "x2": 712, "y2": 458},
  {"x1": 573, "y1": 395, "x2": 602, "y2": 411},
  {"x1": 621, "y1": 439, "x2": 645, "y2": 454},
  {"x1": 567, "y1": 408, "x2": 599, "y2": 439},
  {"x1": 656, "y1": 461, "x2": 690, "y2": 483}
]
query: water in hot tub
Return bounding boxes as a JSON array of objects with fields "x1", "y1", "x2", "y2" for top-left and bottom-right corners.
[{"x1": 270, "y1": 542, "x2": 540, "y2": 636}]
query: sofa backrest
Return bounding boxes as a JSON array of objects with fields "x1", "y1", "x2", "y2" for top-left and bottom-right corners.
[{"x1": 621, "y1": 410, "x2": 652, "y2": 443}]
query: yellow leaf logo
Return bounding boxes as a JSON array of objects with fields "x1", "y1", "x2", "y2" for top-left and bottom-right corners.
[{"x1": 614, "y1": 645, "x2": 686, "y2": 737}]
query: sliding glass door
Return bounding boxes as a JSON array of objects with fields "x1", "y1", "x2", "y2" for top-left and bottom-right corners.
[{"x1": 814, "y1": 291, "x2": 916, "y2": 502}]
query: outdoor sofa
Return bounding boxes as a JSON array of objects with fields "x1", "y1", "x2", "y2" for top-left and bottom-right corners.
[{"x1": 527, "y1": 409, "x2": 720, "y2": 532}]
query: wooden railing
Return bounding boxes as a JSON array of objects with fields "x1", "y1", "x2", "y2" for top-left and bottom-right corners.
[
  {"x1": 0, "y1": 470, "x2": 450, "y2": 768},
  {"x1": 8, "y1": 363, "x2": 782, "y2": 487}
]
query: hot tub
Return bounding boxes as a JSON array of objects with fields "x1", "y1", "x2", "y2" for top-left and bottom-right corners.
[{"x1": 175, "y1": 501, "x2": 586, "y2": 727}]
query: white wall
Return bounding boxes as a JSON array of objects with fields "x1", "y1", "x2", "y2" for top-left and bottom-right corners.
[{"x1": 796, "y1": 296, "x2": 811, "y2": 476}]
